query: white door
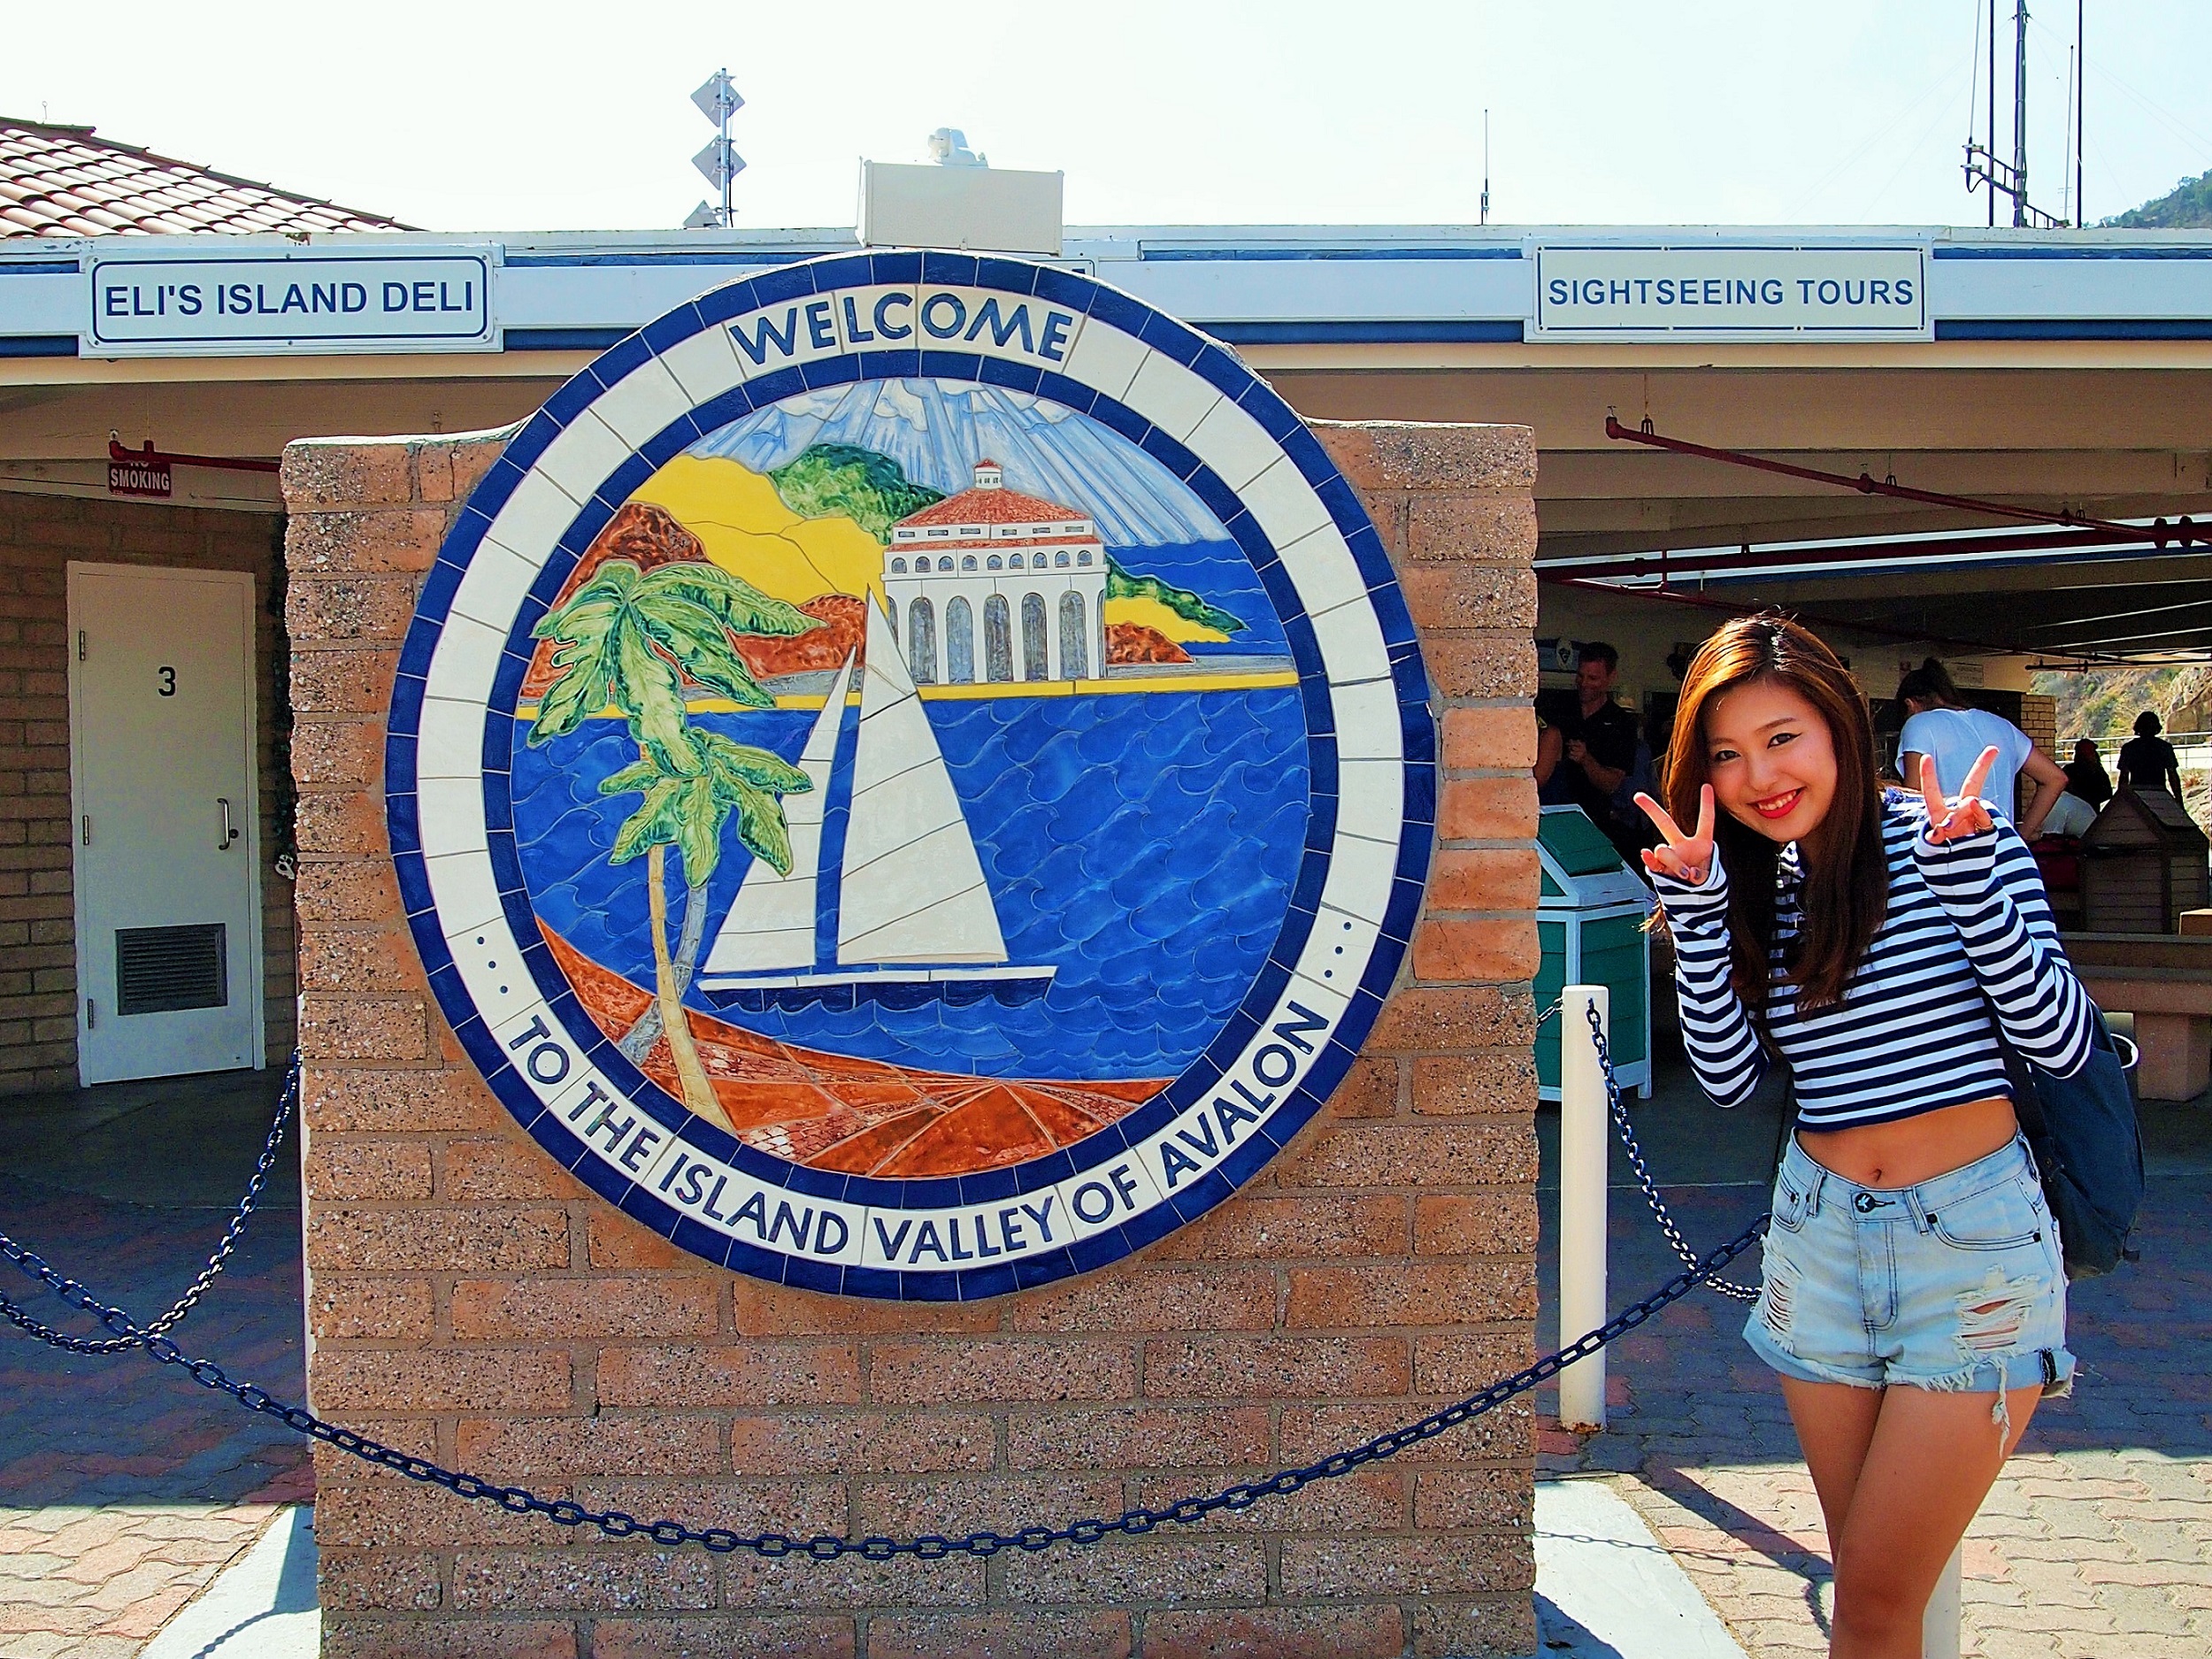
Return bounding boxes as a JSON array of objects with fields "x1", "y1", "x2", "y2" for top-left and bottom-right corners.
[{"x1": 68, "y1": 563, "x2": 264, "y2": 1085}]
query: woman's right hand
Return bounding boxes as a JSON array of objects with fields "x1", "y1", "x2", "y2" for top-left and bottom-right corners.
[{"x1": 1634, "y1": 784, "x2": 1717, "y2": 885}]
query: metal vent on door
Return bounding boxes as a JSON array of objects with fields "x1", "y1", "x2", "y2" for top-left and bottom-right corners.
[{"x1": 115, "y1": 925, "x2": 229, "y2": 1016}]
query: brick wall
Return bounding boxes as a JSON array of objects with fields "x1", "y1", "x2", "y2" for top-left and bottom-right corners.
[
  {"x1": 288, "y1": 419, "x2": 1542, "y2": 1659},
  {"x1": 2018, "y1": 693, "x2": 2058, "y2": 821},
  {"x1": 0, "y1": 487, "x2": 296, "y2": 1094}
]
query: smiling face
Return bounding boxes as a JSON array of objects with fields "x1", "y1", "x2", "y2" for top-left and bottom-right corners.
[
  {"x1": 1576, "y1": 657, "x2": 1617, "y2": 705},
  {"x1": 1702, "y1": 676, "x2": 1839, "y2": 843}
]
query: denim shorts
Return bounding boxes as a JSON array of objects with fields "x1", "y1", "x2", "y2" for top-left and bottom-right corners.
[{"x1": 1745, "y1": 1132, "x2": 2074, "y2": 1427}]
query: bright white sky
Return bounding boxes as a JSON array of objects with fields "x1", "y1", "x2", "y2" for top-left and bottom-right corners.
[{"x1": 7, "y1": 2, "x2": 2209, "y2": 234}]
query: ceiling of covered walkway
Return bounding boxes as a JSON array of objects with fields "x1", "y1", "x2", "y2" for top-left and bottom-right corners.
[{"x1": 1270, "y1": 349, "x2": 2212, "y2": 663}]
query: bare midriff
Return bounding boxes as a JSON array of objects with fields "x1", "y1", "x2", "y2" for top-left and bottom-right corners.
[{"x1": 1796, "y1": 1094, "x2": 2020, "y2": 1189}]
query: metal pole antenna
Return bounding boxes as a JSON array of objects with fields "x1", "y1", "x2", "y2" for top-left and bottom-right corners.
[
  {"x1": 2012, "y1": 0, "x2": 2030, "y2": 227},
  {"x1": 2077, "y1": 0, "x2": 2085, "y2": 227},
  {"x1": 687, "y1": 69, "x2": 746, "y2": 230},
  {"x1": 1988, "y1": 0, "x2": 1997, "y2": 226},
  {"x1": 719, "y1": 66, "x2": 733, "y2": 227},
  {"x1": 1481, "y1": 109, "x2": 1490, "y2": 227},
  {"x1": 2063, "y1": 43, "x2": 2075, "y2": 226}
]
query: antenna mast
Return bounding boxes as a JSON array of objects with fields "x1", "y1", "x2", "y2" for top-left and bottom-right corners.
[
  {"x1": 1963, "y1": 1, "x2": 2065, "y2": 227},
  {"x1": 1481, "y1": 110, "x2": 1491, "y2": 227},
  {"x1": 2012, "y1": 0, "x2": 2030, "y2": 225},
  {"x1": 686, "y1": 68, "x2": 746, "y2": 230}
]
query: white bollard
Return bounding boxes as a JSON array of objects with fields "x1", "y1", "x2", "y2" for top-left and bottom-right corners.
[
  {"x1": 1557, "y1": 984, "x2": 1609, "y2": 1432},
  {"x1": 1922, "y1": 1544, "x2": 1962, "y2": 1659}
]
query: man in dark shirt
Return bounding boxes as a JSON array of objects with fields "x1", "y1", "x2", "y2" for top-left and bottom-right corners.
[
  {"x1": 1553, "y1": 642, "x2": 1642, "y2": 858},
  {"x1": 2117, "y1": 710, "x2": 2184, "y2": 799}
]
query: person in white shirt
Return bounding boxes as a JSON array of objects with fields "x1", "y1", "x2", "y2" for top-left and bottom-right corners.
[
  {"x1": 1894, "y1": 659, "x2": 2065, "y2": 841},
  {"x1": 2039, "y1": 789, "x2": 2099, "y2": 840}
]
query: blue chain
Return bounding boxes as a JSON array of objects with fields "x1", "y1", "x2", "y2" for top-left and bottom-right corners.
[
  {"x1": 1585, "y1": 1003, "x2": 1764, "y2": 1303},
  {"x1": 0, "y1": 1036, "x2": 1769, "y2": 1561}
]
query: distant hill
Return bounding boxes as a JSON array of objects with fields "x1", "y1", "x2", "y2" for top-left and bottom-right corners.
[
  {"x1": 1105, "y1": 556, "x2": 1246, "y2": 636},
  {"x1": 2102, "y1": 169, "x2": 2212, "y2": 229},
  {"x1": 2032, "y1": 663, "x2": 2212, "y2": 741},
  {"x1": 770, "y1": 444, "x2": 944, "y2": 542}
]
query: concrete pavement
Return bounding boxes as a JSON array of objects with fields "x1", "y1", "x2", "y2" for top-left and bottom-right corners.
[{"x1": 0, "y1": 1068, "x2": 311, "y2": 1659}]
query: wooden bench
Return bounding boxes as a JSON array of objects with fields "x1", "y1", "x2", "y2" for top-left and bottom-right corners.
[{"x1": 2062, "y1": 932, "x2": 2212, "y2": 1101}]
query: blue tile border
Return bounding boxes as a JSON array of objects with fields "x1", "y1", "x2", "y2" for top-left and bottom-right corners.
[{"x1": 388, "y1": 250, "x2": 1435, "y2": 1299}]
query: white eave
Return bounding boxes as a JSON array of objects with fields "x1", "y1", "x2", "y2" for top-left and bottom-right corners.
[{"x1": 6, "y1": 221, "x2": 2212, "y2": 372}]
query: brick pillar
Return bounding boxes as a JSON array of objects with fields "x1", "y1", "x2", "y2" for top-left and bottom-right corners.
[
  {"x1": 2017, "y1": 693, "x2": 2058, "y2": 822},
  {"x1": 286, "y1": 418, "x2": 1540, "y2": 1659}
]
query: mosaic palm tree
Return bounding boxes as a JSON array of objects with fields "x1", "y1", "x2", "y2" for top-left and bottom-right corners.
[{"x1": 529, "y1": 557, "x2": 816, "y2": 1125}]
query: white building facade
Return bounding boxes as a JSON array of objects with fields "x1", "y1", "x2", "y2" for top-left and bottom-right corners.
[{"x1": 882, "y1": 460, "x2": 1111, "y2": 686}]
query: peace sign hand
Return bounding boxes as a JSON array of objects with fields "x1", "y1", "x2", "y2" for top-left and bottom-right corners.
[
  {"x1": 1634, "y1": 784, "x2": 1717, "y2": 885},
  {"x1": 1920, "y1": 747, "x2": 1998, "y2": 845}
]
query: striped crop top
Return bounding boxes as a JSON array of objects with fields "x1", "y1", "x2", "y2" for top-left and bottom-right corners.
[{"x1": 1651, "y1": 792, "x2": 2097, "y2": 1129}]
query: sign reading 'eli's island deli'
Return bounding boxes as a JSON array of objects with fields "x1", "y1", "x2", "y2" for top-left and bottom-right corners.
[
  {"x1": 389, "y1": 253, "x2": 1432, "y2": 1297},
  {"x1": 85, "y1": 249, "x2": 494, "y2": 355}
]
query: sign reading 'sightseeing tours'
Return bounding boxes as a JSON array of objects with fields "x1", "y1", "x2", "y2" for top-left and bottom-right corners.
[
  {"x1": 1531, "y1": 243, "x2": 1930, "y2": 340},
  {"x1": 389, "y1": 253, "x2": 1432, "y2": 1296}
]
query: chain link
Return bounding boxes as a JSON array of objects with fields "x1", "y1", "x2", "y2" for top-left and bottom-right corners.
[
  {"x1": 0, "y1": 1058, "x2": 299, "y2": 1355},
  {"x1": 1582, "y1": 1002, "x2": 1763, "y2": 1302},
  {"x1": 1, "y1": 1036, "x2": 1773, "y2": 1558},
  {"x1": 1, "y1": 1204, "x2": 1765, "y2": 1559}
]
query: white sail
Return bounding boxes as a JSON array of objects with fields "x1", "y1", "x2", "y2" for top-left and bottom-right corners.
[
  {"x1": 837, "y1": 597, "x2": 1009, "y2": 966},
  {"x1": 699, "y1": 655, "x2": 851, "y2": 977}
]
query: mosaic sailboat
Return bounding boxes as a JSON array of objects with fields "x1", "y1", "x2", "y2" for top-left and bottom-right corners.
[{"x1": 695, "y1": 596, "x2": 1056, "y2": 1012}]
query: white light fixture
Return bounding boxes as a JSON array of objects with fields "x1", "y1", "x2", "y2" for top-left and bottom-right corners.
[{"x1": 927, "y1": 127, "x2": 987, "y2": 168}]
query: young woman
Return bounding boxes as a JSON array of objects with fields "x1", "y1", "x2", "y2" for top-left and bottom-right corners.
[
  {"x1": 2062, "y1": 737, "x2": 2113, "y2": 810},
  {"x1": 1893, "y1": 658, "x2": 2067, "y2": 841},
  {"x1": 1635, "y1": 617, "x2": 2094, "y2": 1659}
]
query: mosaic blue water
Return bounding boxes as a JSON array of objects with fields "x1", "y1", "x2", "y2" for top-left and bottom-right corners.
[{"x1": 513, "y1": 688, "x2": 1309, "y2": 1079}]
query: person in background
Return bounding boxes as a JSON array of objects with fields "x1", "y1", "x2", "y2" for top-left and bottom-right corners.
[
  {"x1": 2116, "y1": 710, "x2": 2184, "y2": 798},
  {"x1": 1534, "y1": 710, "x2": 1563, "y2": 795},
  {"x1": 1894, "y1": 659, "x2": 2064, "y2": 841},
  {"x1": 2063, "y1": 738, "x2": 2113, "y2": 809},
  {"x1": 2039, "y1": 787, "x2": 2098, "y2": 840},
  {"x1": 1552, "y1": 641, "x2": 1644, "y2": 861}
]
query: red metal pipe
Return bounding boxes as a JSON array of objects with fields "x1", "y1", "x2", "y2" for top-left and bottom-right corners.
[
  {"x1": 1601, "y1": 416, "x2": 2201, "y2": 549},
  {"x1": 108, "y1": 437, "x2": 280, "y2": 477}
]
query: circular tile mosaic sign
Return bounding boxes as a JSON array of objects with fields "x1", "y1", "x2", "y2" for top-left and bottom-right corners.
[{"x1": 388, "y1": 252, "x2": 1434, "y2": 1298}]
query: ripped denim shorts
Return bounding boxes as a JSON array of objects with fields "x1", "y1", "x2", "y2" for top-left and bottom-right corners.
[{"x1": 1745, "y1": 1132, "x2": 2075, "y2": 1432}]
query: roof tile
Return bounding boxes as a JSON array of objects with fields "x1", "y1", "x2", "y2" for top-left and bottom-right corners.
[{"x1": 0, "y1": 117, "x2": 408, "y2": 238}]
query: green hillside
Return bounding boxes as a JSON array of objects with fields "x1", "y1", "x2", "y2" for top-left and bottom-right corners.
[
  {"x1": 769, "y1": 444, "x2": 943, "y2": 541},
  {"x1": 1105, "y1": 555, "x2": 1246, "y2": 635},
  {"x1": 2032, "y1": 664, "x2": 2210, "y2": 739},
  {"x1": 2103, "y1": 169, "x2": 2212, "y2": 230}
]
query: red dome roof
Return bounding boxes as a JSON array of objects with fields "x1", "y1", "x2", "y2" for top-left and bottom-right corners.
[{"x1": 896, "y1": 483, "x2": 1087, "y2": 530}]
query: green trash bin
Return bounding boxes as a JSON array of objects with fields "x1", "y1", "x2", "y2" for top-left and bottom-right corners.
[{"x1": 1535, "y1": 805, "x2": 1655, "y2": 1102}]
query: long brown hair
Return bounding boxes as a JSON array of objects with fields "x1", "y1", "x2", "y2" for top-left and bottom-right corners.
[{"x1": 1663, "y1": 615, "x2": 1888, "y2": 1013}]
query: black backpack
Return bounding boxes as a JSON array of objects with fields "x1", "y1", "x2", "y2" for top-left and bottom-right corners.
[{"x1": 1999, "y1": 1008, "x2": 2145, "y2": 1279}]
